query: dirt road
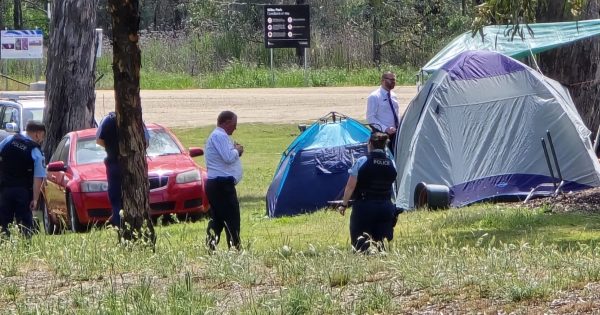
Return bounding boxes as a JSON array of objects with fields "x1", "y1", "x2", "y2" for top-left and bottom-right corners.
[{"x1": 95, "y1": 86, "x2": 417, "y2": 128}]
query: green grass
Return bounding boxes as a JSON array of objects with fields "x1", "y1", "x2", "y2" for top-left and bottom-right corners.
[
  {"x1": 1, "y1": 123, "x2": 600, "y2": 313},
  {"x1": 13, "y1": 59, "x2": 416, "y2": 90},
  {"x1": 93, "y1": 64, "x2": 417, "y2": 90}
]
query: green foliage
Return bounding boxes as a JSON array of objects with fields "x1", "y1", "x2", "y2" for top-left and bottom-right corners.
[{"x1": 472, "y1": 0, "x2": 585, "y2": 39}]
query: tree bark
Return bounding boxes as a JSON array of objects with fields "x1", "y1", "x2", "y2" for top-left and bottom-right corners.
[
  {"x1": 370, "y1": 0, "x2": 382, "y2": 67},
  {"x1": 108, "y1": 0, "x2": 155, "y2": 246},
  {"x1": 536, "y1": 0, "x2": 600, "y2": 140},
  {"x1": 13, "y1": 0, "x2": 22, "y2": 29},
  {"x1": 43, "y1": 0, "x2": 98, "y2": 158}
]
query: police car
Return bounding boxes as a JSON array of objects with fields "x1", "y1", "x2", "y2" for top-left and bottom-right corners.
[{"x1": 0, "y1": 92, "x2": 45, "y2": 139}]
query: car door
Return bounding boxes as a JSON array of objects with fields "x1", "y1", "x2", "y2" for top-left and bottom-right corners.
[
  {"x1": 0, "y1": 105, "x2": 19, "y2": 136},
  {"x1": 45, "y1": 136, "x2": 71, "y2": 219}
]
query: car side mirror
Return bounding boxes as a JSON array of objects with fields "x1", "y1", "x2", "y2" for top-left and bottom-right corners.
[
  {"x1": 189, "y1": 147, "x2": 204, "y2": 157},
  {"x1": 5, "y1": 122, "x2": 18, "y2": 133},
  {"x1": 47, "y1": 161, "x2": 67, "y2": 172}
]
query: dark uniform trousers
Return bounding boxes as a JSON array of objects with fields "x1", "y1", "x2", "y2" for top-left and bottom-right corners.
[
  {"x1": 205, "y1": 176, "x2": 240, "y2": 249},
  {"x1": 350, "y1": 199, "x2": 395, "y2": 252},
  {"x1": 0, "y1": 187, "x2": 34, "y2": 238}
]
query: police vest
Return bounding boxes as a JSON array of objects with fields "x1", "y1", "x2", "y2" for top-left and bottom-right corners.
[
  {"x1": 353, "y1": 151, "x2": 397, "y2": 200},
  {"x1": 0, "y1": 134, "x2": 40, "y2": 189}
]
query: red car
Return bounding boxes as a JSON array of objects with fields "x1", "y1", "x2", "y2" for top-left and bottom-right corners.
[{"x1": 41, "y1": 124, "x2": 209, "y2": 233}]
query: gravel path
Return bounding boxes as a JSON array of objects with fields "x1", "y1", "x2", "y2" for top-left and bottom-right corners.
[{"x1": 95, "y1": 86, "x2": 417, "y2": 128}]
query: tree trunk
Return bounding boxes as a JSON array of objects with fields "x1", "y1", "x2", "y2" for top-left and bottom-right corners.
[
  {"x1": 536, "y1": 0, "x2": 600, "y2": 141},
  {"x1": 13, "y1": 0, "x2": 22, "y2": 29},
  {"x1": 108, "y1": 0, "x2": 155, "y2": 246},
  {"x1": 43, "y1": 0, "x2": 98, "y2": 158},
  {"x1": 370, "y1": 0, "x2": 382, "y2": 67},
  {"x1": 0, "y1": 0, "x2": 4, "y2": 30}
]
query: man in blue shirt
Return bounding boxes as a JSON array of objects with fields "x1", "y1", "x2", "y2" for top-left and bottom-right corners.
[
  {"x1": 96, "y1": 112, "x2": 149, "y2": 227},
  {"x1": 338, "y1": 131, "x2": 397, "y2": 252},
  {"x1": 96, "y1": 112, "x2": 122, "y2": 226},
  {"x1": 0, "y1": 120, "x2": 46, "y2": 238},
  {"x1": 205, "y1": 111, "x2": 244, "y2": 251},
  {"x1": 366, "y1": 72, "x2": 401, "y2": 153}
]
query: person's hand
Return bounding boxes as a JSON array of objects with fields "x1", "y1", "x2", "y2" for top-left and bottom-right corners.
[
  {"x1": 235, "y1": 143, "x2": 244, "y2": 157},
  {"x1": 385, "y1": 126, "x2": 397, "y2": 135},
  {"x1": 338, "y1": 204, "x2": 347, "y2": 216},
  {"x1": 30, "y1": 199, "x2": 37, "y2": 211}
]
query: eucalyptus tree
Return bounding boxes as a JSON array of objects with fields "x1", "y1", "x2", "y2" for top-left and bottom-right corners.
[
  {"x1": 44, "y1": 0, "x2": 98, "y2": 158},
  {"x1": 108, "y1": 0, "x2": 155, "y2": 245}
]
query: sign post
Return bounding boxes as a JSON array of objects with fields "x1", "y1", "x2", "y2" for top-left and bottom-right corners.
[{"x1": 264, "y1": 4, "x2": 310, "y2": 86}]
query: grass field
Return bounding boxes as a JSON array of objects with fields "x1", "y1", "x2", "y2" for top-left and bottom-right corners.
[{"x1": 1, "y1": 123, "x2": 600, "y2": 314}]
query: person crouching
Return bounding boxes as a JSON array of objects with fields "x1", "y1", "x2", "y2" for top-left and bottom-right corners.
[{"x1": 338, "y1": 132, "x2": 397, "y2": 252}]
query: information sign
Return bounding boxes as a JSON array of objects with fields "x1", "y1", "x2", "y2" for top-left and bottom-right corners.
[
  {"x1": 1, "y1": 30, "x2": 44, "y2": 59},
  {"x1": 264, "y1": 5, "x2": 310, "y2": 49}
]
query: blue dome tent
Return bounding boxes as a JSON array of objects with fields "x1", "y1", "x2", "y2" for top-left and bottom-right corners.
[{"x1": 266, "y1": 112, "x2": 371, "y2": 217}]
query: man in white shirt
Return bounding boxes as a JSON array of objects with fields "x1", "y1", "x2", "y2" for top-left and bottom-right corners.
[
  {"x1": 205, "y1": 111, "x2": 244, "y2": 251},
  {"x1": 366, "y1": 72, "x2": 400, "y2": 153}
]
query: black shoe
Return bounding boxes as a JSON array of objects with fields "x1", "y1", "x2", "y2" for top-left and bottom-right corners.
[{"x1": 205, "y1": 227, "x2": 219, "y2": 251}]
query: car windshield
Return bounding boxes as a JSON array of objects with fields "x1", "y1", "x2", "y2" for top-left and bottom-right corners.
[
  {"x1": 147, "y1": 129, "x2": 182, "y2": 157},
  {"x1": 76, "y1": 139, "x2": 107, "y2": 165},
  {"x1": 76, "y1": 128, "x2": 182, "y2": 164},
  {"x1": 23, "y1": 108, "x2": 43, "y2": 123}
]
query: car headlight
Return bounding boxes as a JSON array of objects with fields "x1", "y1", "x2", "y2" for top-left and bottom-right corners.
[
  {"x1": 176, "y1": 169, "x2": 201, "y2": 184},
  {"x1": 81, "y1": 181, "x2": 109, "y2": 192}
]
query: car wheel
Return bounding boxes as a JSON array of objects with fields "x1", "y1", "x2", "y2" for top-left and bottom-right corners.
[
  {"x1": 67, "y1": 194, "x2": 87, "y2": 233},
  {"x1": 40, "y1": 198, "x2": 60, "y2": 235}
]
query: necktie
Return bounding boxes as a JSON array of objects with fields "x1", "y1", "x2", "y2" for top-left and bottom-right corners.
[{"x1": 387, "y1": 92, "x2": 399, "y2": 128}]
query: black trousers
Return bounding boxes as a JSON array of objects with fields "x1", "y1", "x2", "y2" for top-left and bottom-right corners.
[
  {"x1": 0, "y1": 186, "x2": 34, "y2": 238},
  {"x1": 205, "y1": 177, "x2": 240, "y2": 249},
  {"x1": 349, "y1": 199, "x2": 395, "y2": 252}
]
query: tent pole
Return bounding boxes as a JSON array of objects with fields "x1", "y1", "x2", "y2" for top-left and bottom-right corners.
[{"x1": 541, "y1": 138, "x2": 557, "y2": 190}]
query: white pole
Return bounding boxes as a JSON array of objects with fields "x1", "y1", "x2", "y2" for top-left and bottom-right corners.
[
  {"x1": 303, "y1": 47, "x2": 308, "y2": 87},
  {"x1": 270, "y1": 48, "x2": 274, "y2": 87}
]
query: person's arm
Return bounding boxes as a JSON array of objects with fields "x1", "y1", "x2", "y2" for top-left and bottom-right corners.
[
  {"x1": 96, "y1": 138, "x2": 105, "y2": 147},
  {"x1": 366, "y1": 93, "x2": 387, "y2": 132},
  {"x1": 30, "y1": 148, "x2": 46, "y2": 211},
  {"x1": 213, "y1": 133, "x2": 241, "y2": 164},
  {"x1": 95, "y1": 115, "x2": 109, "y2": 148},
  {"x1": 31, "y1": 177, "x2": 43, "y2": 211},
  {"x1": 338, "y1": 175, "x2": 357, "y2": 216}
]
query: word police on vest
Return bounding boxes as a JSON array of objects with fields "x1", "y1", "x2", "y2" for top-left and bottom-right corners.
[{"x1": 373, "y1": 159, "x2": 391, "y2": 166}]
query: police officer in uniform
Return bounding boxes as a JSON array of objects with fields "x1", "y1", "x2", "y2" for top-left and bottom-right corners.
[
  {"x1": 96, "y1": 112, "x2": 121, "y2": 226},
  {"x1": 0, "y1": 120, "x2": 46, "y2": 238},
  {"x1": 338, "y1": 131, "x2": 397, "y2": 252}
]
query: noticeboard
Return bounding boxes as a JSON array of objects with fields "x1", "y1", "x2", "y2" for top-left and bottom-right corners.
[
  {"x1": 1, "y1": 30, "x2": 44, "y2": 59},
  {"x1": 264, "y1": 5, "x2": 310, "y2": 49}
]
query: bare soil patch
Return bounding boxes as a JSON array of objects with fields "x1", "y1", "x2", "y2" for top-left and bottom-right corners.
[
  {"x1": 95, "y1": 86, "x2": 417, "y2": 128},
  {"x1": 523, "y1": 187, "x2": 600, "y2": 213}
]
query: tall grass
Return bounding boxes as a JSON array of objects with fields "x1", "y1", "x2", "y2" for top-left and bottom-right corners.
[
  {"x1": 3, "y1": 33, "x2": 419, "y2": 90},
  {"x1": 1, "y1": 123, "x2": 600, "y2": 313}
]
